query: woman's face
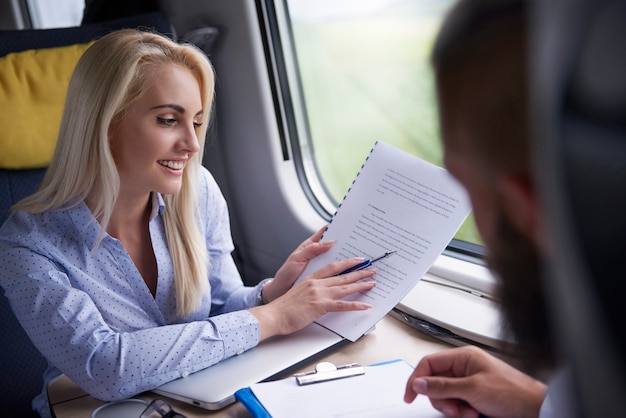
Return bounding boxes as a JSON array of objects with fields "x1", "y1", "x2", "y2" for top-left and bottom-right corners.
[{"x1": 109, "y1": 63, "x2": 203, "y2": 200}]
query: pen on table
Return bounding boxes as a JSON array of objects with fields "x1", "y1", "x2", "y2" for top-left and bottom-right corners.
[{"x1": 335, "y1": 250, "x2": 397, "y2": 276}]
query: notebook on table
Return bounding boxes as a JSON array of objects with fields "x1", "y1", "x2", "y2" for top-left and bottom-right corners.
[{"x1": 153, "y1": 141, "x2": 471, "y2": 409}]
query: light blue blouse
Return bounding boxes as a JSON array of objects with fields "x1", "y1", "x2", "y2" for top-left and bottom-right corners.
[{"x1": 0, "y1": 167, "x2": 265, "y2": 417}]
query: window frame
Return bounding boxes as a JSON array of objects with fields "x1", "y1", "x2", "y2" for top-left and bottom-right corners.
[
  {"x1": 258, "y1": 0, "x2": 486, "y2": 263},
  {"x1": 25, "y1": 0, "x2": 84, "y2": 29},
  {"x1": 256, "y1": 0, "x2": 338, "y2": 218}
]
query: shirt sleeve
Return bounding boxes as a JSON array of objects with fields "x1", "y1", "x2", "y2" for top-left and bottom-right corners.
[{"x1": 0, "y1": 243, "x2": 261, "y2": 401}]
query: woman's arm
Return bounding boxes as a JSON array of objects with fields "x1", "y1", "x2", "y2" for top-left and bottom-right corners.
[{"x1": 0, "y1": 246, "x2": 262, "y2": 401}]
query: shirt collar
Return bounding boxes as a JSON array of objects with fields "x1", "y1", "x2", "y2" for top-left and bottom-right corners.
[{"x1": 150, "y1": 192, "x2": 166, "y2": 220}]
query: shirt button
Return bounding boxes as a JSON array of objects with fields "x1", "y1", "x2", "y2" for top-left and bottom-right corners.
[
  {"x1": 182, "y1": 370, "x2": 190, "y2": 378},
  {"x1": 236, "y1": 349, "x2": 244, "y2": 356}
]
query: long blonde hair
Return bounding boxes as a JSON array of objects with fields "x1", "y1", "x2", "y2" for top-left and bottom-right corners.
[{"x1": 15, "y1": 29, "x2": 215, "y2": 316}]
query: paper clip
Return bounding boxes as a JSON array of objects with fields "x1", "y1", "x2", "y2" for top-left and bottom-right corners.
[{"x1": 294, "y1": 362, "x2": 365, "y2": 386}]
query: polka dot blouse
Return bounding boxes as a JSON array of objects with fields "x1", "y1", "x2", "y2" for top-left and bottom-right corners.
[{"x1": 0, "y1": 167, "x2": 265, "y2": 417}]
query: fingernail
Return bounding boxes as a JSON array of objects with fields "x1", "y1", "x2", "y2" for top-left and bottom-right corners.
[{"x1": 412, "y1": 378, "x2": 428, "y2": 394}]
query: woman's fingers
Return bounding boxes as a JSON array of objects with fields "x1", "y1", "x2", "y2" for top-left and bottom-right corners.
[
  {"x1": 304, "y1": 257, "x2": 369, "y2": 280},
  {"x1": 287, "y1": 239, "x2": 334, "y2": 265},
  {"x1": 250, "y1": 265, "x2": 376, "y2": 339},
  {"x1": 294, "y1": 225, "x2": 328, "y2": 253},
  {"x1": 328, "y1": 268, "x2": 377, "y2": 297},
  {"x1": 298, "y1": 267, "x2": 377, "y2": 312},
  {"x1": 309, "y1": 224, "x2": 327, "y2": 243}
]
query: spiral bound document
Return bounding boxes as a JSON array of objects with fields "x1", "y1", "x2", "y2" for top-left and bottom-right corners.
[{"x1": 295, "y1": 140, "x2": 471, "y2": 341}]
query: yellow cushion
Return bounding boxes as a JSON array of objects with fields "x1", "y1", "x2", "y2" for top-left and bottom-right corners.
[{"x1": 0, "y1": 42, "x2": 94, "y2": 169}]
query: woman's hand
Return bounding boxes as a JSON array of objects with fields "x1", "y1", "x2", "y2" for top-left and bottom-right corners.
[
  {"x1": 404, "y1": 345, "x2": 547, "y2": 418},
  {"x1": 262, "y1": 225, "x2": 333, "y2": 303},
  {"x1": 249, "y1": 257, "x2": 376, "y2": 340}
]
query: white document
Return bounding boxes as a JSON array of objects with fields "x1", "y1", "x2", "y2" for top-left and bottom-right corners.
[
  {"x1": 249, "y1": 360, "x2": 446, "y2": 418},
  {"x1": 297, "y1": 141, "x2": 471, "y2": 341}
]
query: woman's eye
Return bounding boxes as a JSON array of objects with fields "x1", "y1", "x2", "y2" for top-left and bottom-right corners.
[
  {"x1": 157, "y1": 117, "x2": 176, "y2": 126},
  {"x1": 193, "y1": 122, "x2": 203, "y2": 129}
]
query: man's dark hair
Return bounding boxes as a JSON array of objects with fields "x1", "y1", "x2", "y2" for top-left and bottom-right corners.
[
  {"x1": 432, "y1": 0, "x2": 529, "y2": 174},
  {"x1": 432, "y1": 0, "x2": 557, "y2": 373}
]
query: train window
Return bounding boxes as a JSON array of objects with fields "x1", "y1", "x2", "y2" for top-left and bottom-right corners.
[
  {"x1": 26, "y1": 0, "x2": 83, "y2": 29},
  {"x1": 271, "y1": 0, "x2": 483, "y2": 257}
]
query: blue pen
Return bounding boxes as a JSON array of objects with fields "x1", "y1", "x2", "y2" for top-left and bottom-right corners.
[{"x1": 335, "y1": 250, "x2": 397, "y2": 276}]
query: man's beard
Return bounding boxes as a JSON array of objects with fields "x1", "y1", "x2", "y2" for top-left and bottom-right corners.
[{"x1": 486, "y1": 212, "x2": 556, "y2": 373}]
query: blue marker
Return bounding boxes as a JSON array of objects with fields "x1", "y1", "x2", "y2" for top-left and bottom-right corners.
[{"x1": 336, "y1": 250, "x2": 397, "y2": 276}]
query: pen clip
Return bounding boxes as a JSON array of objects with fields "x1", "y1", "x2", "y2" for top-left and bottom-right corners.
[
  {"x1": 335, "y1": 250, "x2": 397, "y2": 276},
  {"x1": 294, "y1": 362, "x2": 365, "y2": 385},
  {"x1": 370, "y1": 250, "x2": 397, "y2": 264}
]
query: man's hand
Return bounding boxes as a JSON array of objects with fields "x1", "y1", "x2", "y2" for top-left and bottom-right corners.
[{"x1": 404, "y1": 345, "x2": 547, "y2": 418}]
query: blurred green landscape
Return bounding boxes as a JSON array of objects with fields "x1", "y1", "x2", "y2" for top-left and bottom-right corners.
[{"x1": 291, "y1": 4, "x2": 481, "y2": 245}]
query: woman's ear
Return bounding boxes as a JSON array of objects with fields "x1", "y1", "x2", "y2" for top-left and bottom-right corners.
[{"x1": 499, "y1": 173, "x2": 548, "y2": 251}]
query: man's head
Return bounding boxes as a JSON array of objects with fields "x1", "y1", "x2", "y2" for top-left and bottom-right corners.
[{"x1": 432, "y1": 0, "x2": 555, "y2": 371}]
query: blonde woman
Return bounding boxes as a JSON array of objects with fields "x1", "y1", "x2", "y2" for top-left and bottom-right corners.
[{"x1": 0, "y1": 29, "x2": 375, "y2": 418}]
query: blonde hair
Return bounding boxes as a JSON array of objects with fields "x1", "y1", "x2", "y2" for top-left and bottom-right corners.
[{"x1": 15, "y1": 29, "x2": 215, "y2": 316}]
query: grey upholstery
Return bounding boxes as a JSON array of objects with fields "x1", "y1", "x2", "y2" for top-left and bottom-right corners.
[{"x1": 531, "y1": 0, "x2": 626, "y2": 416}]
